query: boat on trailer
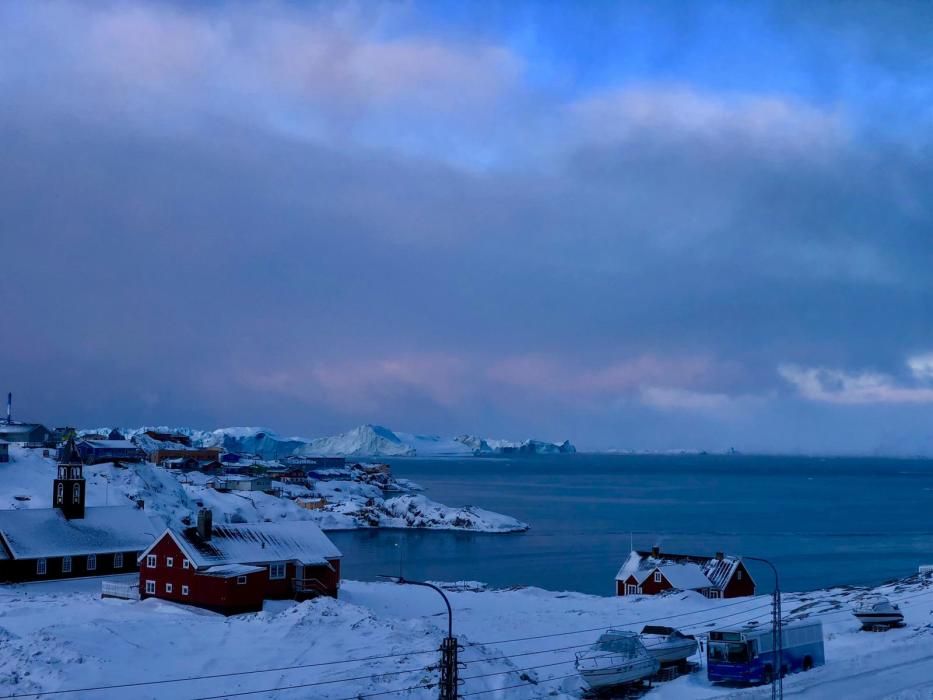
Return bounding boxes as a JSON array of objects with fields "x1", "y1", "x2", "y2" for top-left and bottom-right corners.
[
  {"x1": 575, "y1": 629, "x2": 660, "y2": 690},
  {"x1": 639, "y1": 625, "x2": 698, "y2": 665},
  {"x1": 853, "y1": 597, "x2": 904, "y2": 629}
]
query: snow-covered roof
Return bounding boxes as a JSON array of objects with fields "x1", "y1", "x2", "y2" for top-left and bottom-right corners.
[
  {"x1": 79, "y1": 440, "x2": 139, "y2": 450},
  {"x1": 151, "y1": 521, "x2": 342, "y2": 569},
  {"x1": 616, "y1": 550, "x2": 746, "y2": 591},
  {"x1": 0, "y1": 424, "x2": 43, "y2": 436},
  {"x1": 703, "y1": 556, "x2": 745, "y2": 590},
  {"x1": 654, "y1": 563, "x2": 713, "y2": 590},
  {"x1": 0, "y1": 506, "x2": 161, "y2": 559},
  {"x1": 201, "y1": 563, "x2": 265, "y2": 578}
]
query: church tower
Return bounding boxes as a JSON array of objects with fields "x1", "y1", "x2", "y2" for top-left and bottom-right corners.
[{"x1": 54, "y1": 437, "x2": 85, "y2": 519}]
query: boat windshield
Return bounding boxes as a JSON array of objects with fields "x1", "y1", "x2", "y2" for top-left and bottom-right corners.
[
  {"x1": 708, "y1": 642, "x2": 750, "y2": 663},
  {"x1": 594, "y1": 632, "x2": 640, "y2": 656}
]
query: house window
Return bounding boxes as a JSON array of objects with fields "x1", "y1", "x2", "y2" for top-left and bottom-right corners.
[
  {"x1": 56, "y1": 482, "x2": 63, "y2": 504},
  {"x1": 73, "y1": 483, "x2": 81, "y2": 503},
  {"x1": 625, "y1": 584, "x2": 637, "y2": 595},
  {"x1": 145, "y1": 580, "x2": 155, "y2": 595},
  {"x1": 37, "y1": 558, "x2": 47, "y2": 575},
  {"x1": 237, "y1": 576, "x2": 247, "y2": 585},
  {"x1": 269, "y1": 563, "x2": 286, "y2": 580},
  {"x1": 708, "y1": 590, "x2": 721, "y2": 599},
  {"x1": 653, "y1": 571, "x2": 662, "y2": 583},
  {"x1": 166, "y1": 556, "x2": 174, "y2": 568},
  {"x1": 113, "y1": 553, "x2": 123, "y2": 568},
  {"x1": 146, "y1": 555, "x2": 157, "y2": 568},
  {"x1": 62, "y1": 556, "x2": 72, "y2": 573},
  {"x1": 87, "y1": 554, "x2": 96, "y2": 571},
  {"x1": 183, "y1": 559, "x2": 190, "y2": 569},
  {"x1": 165, "y1": 583, "x2": 173, "y2": 593},
  {"x1": 182, "y1": 585, "x2": 189, "y2": 596},
  {"x1": 737, "y1": 570, "x2": 743, "y2": 580}
]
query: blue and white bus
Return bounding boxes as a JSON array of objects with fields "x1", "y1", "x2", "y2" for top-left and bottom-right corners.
[{"x1": 707, "y1": 620, "x2": 824, "y2": 684}]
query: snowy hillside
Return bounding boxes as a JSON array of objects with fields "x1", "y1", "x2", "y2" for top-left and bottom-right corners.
[
  {"x1": 3, "y1": 572, "x2": 933, "y2": 699},
  {"x1": 0, "y1": 446, "x2": 527, "y2": 533},
  {"x1": 83, "y1": 424, "x2": 577, "y2": 458}
]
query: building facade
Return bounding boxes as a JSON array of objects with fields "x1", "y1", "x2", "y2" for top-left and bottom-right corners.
[{"x1": 615, "y1": 548, "x2": 755, "y2": 599}]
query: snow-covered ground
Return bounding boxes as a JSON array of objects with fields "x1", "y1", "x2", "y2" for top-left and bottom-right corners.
[
  {"x1": 0, "y1": 446, "x2": 527, "y2": 533},
  {"x1": 1, "y1": 574, "x2": 932, "y2": 699}
]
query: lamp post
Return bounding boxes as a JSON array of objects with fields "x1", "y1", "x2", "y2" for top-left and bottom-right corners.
[
  {"x1": 743, "y1": 556, "x2": 782, "y2": 700},
  {"x1": 380, "y1": 575, "x2": 459, "y2": 699}
]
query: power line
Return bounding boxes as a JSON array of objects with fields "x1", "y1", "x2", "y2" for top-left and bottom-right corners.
[{"x1": 460, "y1": 672, "x2": 581, "y2": 697}]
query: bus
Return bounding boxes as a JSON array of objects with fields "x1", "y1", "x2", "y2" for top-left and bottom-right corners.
[{"x1": 707, "y1": 620, "x2": 824, "y2": 684}]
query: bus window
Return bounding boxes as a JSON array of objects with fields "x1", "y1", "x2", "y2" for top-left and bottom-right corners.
[{"x1": 709, "y1": 642, "x2": 749, "y2": 663}]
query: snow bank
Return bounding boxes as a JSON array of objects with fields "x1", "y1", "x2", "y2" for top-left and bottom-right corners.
[{"x1": 3, "y1": 574, "x2": 933, "y2": 699}]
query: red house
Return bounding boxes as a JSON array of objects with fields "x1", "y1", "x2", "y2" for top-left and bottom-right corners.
[
  {"x1": 615, "y1": 547, "x2": 755, "y2": 599},
  {"x1": 138, "y1": 510, "x2": 342, "y2": 615}
]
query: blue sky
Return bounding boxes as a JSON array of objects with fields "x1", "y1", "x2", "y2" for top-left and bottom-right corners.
[{"x1": 1, "y1": 1, "x2": 932, "y2": 453}]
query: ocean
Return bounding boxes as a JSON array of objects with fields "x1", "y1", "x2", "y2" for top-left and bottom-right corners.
[{"x1": 327, "y1": 453, "x2": 933, "y2": 594}]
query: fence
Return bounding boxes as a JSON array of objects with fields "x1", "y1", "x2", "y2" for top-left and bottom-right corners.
[{"x1": 101, "y1": 580, "x2": 140, "y2": 600}]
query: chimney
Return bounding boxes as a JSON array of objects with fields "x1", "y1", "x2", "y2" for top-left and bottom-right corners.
[
  {"x1": 197, "y1": 509, "x2": 213, "y2": 540},
  {"x1": 715, "y1": 551, "x2": 724, "y2": 561},
  {"x1": 651, "y1": 545, "x2": 661, "y2": 558},
  {"x1": 136, "y1": 499, "x2": 145, "y2": 510},
  {"x1": 6, "y1": 392, "x2": 10, "y2": 424}
]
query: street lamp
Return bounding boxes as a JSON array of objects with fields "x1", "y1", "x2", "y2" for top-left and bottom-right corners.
[
  {"x1": 742, "y1": 556, "x2": 782, "y2": 700},
  {"x1": 379, "y1": 574, "x2": 459, "y2": 699}
]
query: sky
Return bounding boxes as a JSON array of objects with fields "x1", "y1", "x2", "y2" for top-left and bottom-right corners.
[{"x1": 1, "y1": 0, "x2": 932, "y2": 454}]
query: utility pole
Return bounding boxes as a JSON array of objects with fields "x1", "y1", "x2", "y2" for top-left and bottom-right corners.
[
  {"x1": 743, "y1": 556, "x2": 782, "y2": 700},
  {"x1": 380, "y1": 575, "x2": 461, "y2": 700}
]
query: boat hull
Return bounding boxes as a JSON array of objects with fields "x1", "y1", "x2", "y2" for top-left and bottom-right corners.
[
  {"x1": 643, "y1": 637, "x2": 698, "y2": 664},
  {"x1": 854, "y1": 612, "x2": 904, "y2": 627},
  {"x1": 577, "y1": 657, "x2": 660, "y2": 689}
]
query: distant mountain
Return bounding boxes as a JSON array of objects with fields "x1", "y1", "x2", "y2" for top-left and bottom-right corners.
[{"x1": 81, "y1": 424, "x2": 576, "y2": 458}]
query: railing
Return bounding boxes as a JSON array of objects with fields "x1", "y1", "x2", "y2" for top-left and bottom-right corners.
[
  {"x1": 101, "y1": 580, "x2": 139, "y2": 600},
  {"x1": 292, "y1": 578, "x2": 329, "y2": 596}
]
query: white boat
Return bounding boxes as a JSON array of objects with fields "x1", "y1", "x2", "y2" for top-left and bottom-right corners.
[
  {"x1": 575, "y1": 630, "x2": 660, "y2": 690},
  {"x1": 853, "y1": 597, "x2": 904, "y2": 628},
  {"x1": 639, "y1": 625, "x2": 698, "y2": 665}
]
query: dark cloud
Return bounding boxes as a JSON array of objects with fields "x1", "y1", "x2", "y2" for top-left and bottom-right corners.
[{"x1": 1, "y1": 1, "x2": 932, "y2": 453}]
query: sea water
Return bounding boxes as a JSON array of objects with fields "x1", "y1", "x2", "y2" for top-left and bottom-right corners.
[{"x1": 328, "y1": 454, "x2": 933, "y2": 594}]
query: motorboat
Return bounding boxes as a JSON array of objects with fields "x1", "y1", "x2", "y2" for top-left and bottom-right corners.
[
  {"x1": 639, "y1": 625, "x2": 698, "y2": 665},
  {"x1": 575, "y1": 629, "x2": 660, "y2": 690},
  {"x1": 853, "y1": 597, "x2": 904, "y2": 628}
]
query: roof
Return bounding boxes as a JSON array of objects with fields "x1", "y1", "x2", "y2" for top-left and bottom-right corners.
[
  {"x1": 201, "y1": 563, "x2": 265, "y2": 578},
  {"x1": 0, "y1": 506, "x2": 161, "y2": 559},
  {"x1": 616, "y1": 549, "x2": 747, "y2": 591},
  {"x1": 654, "y1": 563, "x2": 713, "y2": 590},
  {"x1": 79, "y1": 440, "x2": 139, "y2": 450},
  {"x1": 149, "y1": 520, "x2": 342, "y2": 569},
  {"x1": 0, "y1": 423, "x2": 45, "y2": 436}
]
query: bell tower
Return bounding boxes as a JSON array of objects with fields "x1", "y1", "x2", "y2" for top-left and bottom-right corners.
[{"x1": 54, "y1": 437, "x2": 85, "y2": 519}]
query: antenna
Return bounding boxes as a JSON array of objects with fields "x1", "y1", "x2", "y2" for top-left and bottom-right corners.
[{"x1": 5, "y1": 392, "x2": 11, "y2": 424}]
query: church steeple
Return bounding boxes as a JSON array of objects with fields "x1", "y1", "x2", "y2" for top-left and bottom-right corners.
[{"x1": 54, "y1": 437, "x2": 85, "y2": 519}]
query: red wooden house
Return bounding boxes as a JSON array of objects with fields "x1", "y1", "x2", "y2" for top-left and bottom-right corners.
[
  {"x1": 615, "y1": 547, "x2": 755, "y2": 599},
  {"x1": 138, "y1": 510, "x2": 342, "y2": 615}
]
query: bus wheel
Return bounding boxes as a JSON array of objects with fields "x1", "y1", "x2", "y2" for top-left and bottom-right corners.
[
  {"x1": 762, "y1": 667, "x2": 773, "y2": 684},
  {"x1": 803, "y1": 656, "x2": 813, "y2": 671}
]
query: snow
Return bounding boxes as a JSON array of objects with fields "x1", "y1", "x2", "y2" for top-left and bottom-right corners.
[
  {"x1": 0, "y1": 445, "x2": 527, "y2": 535},
  {"x1": 158, "y1": 520, "x2": 343, "y2": 568},
  {"x1": 201, "y1": 563, "x2": 266, "y2": 577},
  {"x1": 0, "y1": 506, "x2": 160, "y2": 559},
  {"x1": 2, "y1": 574, "x2": 933, "y2": 699},
  {"x1": 653, "y1": 563, "x2": 713, "y2": 591},
  {"x1": 300, "y1": 424, "x2": 416, "y2": 457}
]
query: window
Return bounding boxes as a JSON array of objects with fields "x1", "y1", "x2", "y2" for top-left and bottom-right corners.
[
  {"x1": 37, "y1": 558, "x2": 47, "y2": 575},
  {"x1": 269, "y1": 563, "x2": 286, "y2": 580},
  {"x1": 165, "y1": 583, "x2": 173, "y2": 593},
  {"x1": 113, "y1": 553, "x2": 123, "y2": 568},
  {"x1": 237, "y1": 576, "x2": 247, "y2": 585},
  {"x1": 625, "y1": 584, "x2": 637, "y2": 595},
  {"x1": 737, "y1": 570, "x2": 743, "y2": 581},
  {"x1": 145, "y1": 580, "x2": 155, "y2": 594},
  {"x1": 62, "y1": 556, "x2": 72, "y2": 573},
  {"x1": 166, "y1": 556, "x2": 174, "y2": 568},
  {"x1": 182, "y1": 585, "x2": 189, "y2": 596},
  {"x1": 73, "y1": 483, "x2": 81, "y2": 503},
  {"x1": 653, "y1": 571, "x2": 662, "y2": 583},
  {"x1": 183, "y1": 559, "x2": 190, "y2": 569},
  {"x1": 56, "y1": 482, "x2": 63, "y2": 504},
  {"x1": 707, "y1": 590, "x2": 721, "y2": 599},
  {"x1": 146, "y1": 555, "x2": 157, "y2": 568},
  {"x1": 87, "y1": 554, "x2": 96, "y2": 571}
]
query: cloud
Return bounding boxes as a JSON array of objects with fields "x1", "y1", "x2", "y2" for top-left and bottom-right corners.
[
  {"x1": 640, "y1": 386, "x2": 734, "y2": 411},
  {"x1": 907, "y1": 353, "x2": 933, "y2": 382},
  {"x1": 779, "y1": 362, "x2": 933, "y2": 404}
]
